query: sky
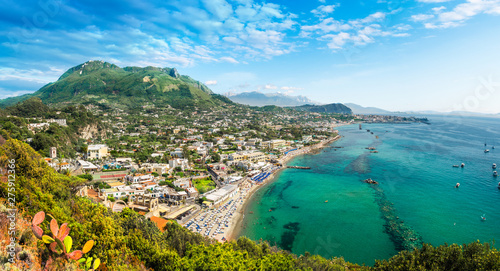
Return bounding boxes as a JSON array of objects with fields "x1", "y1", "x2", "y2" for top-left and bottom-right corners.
[{"x1": 1, "y1": 0, "x2": 500, "y2": 113}]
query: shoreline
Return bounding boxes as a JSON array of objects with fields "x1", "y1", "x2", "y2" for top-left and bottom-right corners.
[{"x1": 225, "y1": 134, "x2": 342, "y2": 241}]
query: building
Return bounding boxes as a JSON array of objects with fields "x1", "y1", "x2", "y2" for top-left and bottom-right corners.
[
  {"x1": 87, "y1": 144, "x2": 109, "y2": 159},
  {"x1": 170, "y1": 148, "x2": 184, "y2": 158},
  {"x1": 47, "y1": 119, "x2": 67, "y2": 126},
  {"x1": 49, "y1": 147, "x2": 57, "y2": 158},
  {"x1": 204, "y1": 185, "x2": 239, "y2": 207},
  {"x1": 186, "y1": 187, "x2": 199, "y2": 198},
  {"x1": 229, "y1": 151, "x2": 267, "y2": 163},
  {"x1": 169, "y1": 159, "x2": 190, "y2": 171},
  {"x1": 264, "y1": 139, "x2": 287, "y2": 149}
]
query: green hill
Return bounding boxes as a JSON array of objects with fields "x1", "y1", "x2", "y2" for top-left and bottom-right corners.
[
  {"x1": 0, "y1": 60, "x2": 227, "y2": 110},
  {"x1": 290, "y1": 103, "x2": 353, "y2": 114}
]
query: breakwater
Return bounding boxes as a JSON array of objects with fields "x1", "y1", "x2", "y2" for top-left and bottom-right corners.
[{"x1": 371, "y1": 185, "x2": 423, "y2": 251}]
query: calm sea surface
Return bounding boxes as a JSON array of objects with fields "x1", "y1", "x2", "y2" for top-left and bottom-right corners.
[{"x1": 237, "y1": 115, "x2": 500, "y2": 265}]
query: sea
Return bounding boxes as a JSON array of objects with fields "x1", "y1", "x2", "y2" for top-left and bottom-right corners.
[{"x1": 237, "y1": 115, "x2": 500, "y2": 265}]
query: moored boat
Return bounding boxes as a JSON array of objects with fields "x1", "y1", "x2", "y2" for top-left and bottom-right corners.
[
  {"x1": 485, "y1": 149, "x2": 490, "y2": 153},
  {"x1": 455, "y1": 183, "x2": 460, "y2": 188},
  {"x1": 493, "y1": 163, "x2": 497, "y2": 169},
  {"x1": 461, "y1": 163, "x2": 465, "y2": 168},
  {"x1": 494, "y1": 171, "x2": 498, "y2": 177}
]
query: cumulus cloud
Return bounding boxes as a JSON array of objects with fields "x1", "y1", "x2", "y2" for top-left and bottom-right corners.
[
  {"x1": 411, "y1": 14, "x2": 435, "y2": 21},
  {"x1": 205, "y1": 80, "x2": 218, "y2": 85},
  {"x1": 417, "y1": 0, "x2": 451, "y2": 2},
  {"x1": 413, "y1": 0, "x2": 500, "y2": 29},
  {"x1": 301, "y1": 9, "x2": 409, "y2": 51},
  {"x1": 265, "y1": 84, "x2": 278, "y2": 90},
  {"x1": 311, "y1": 4, "x2": 339, "y2": 17}
]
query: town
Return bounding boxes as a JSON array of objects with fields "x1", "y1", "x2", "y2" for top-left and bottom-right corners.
[{"x1": 8, "y1": 98, "x2": 427, "y2": 241}]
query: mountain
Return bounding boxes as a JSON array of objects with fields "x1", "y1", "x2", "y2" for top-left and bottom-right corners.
[
  {"x1": 0, "y1": 60, "x2": 230, "y2": 110},
  {"x1": 291, "y1": 103, "x2": 353, "y2": 114},
  {"x1": 344, "y1": 103, "x2": 392, "y2": 115},
  {"x1": 225, "y1": 91, "x2": 317, "y2": 106}
]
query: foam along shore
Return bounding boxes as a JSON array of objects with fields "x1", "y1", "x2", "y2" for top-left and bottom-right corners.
[{"x1": 225, "y1": 134, "x2": 342, "y2": 241}]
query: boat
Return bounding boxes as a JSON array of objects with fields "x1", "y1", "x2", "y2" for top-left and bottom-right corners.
[
  {"x1": 485, "y1": 149, "x2": 490, "y2": 153},
  {"x1": 461, "y1": 163, "x2": 465, "y2": 168},
  {"x1": 493, "y1": 146, "x2": 495, "y2": 149},
  {"x1": 455, "y1": 183, "x2": 460, "y2": 188},
  {"x1": 494, "y1": 171, "x2": 498, "y2": 177},
  {"x1": 325, "y1": 200, "x2": 328, "y2": 203},
  {"x1": 493, "y1": 163, "x2": 497, "y2": 169},
  {"x1": 481, "y1": 214, "x2": 486, "y2": 221},
  {"x1": 452, "y1": 165, "x2": 459, "y2": 168},
  {"x1": 362, "y1": 178, "x2": 378, "y2": 184}
]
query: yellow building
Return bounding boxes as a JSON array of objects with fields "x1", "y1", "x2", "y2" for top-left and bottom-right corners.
[
  {"x1": 87, "y1": 144, "x2": 109, "y2": 159},
  {"x1": 229, "y1": 151, "x2": 267, "y2": 163}
]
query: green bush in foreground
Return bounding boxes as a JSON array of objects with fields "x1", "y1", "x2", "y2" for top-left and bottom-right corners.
[{"x1": 373, "y1": 242, "x2": 500, "y2": 271}]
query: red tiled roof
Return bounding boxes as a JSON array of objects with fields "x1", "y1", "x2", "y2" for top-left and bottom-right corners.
[{"x1": 150, "y1": 216, "x2": 171, "y2": 232}]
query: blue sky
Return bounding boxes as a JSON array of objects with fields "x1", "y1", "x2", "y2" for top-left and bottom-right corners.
[{"x1": 1, "y1": 0, "x2": 500, "y2": 113}]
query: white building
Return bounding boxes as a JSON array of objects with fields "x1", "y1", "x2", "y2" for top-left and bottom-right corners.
[
  {"x1": 87, "y1": 144, "x2": 109, "y2": 159},
  {"x1": 169, "y1": 159, "x2": 190, "y2": 171},
  {"x1": 204, "y1": 185, "x2": 239, "y2": 207}
]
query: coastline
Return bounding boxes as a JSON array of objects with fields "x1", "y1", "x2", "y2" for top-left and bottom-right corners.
[{"x1": 225, "y1": 134, "x2": 342, "y2": 241}]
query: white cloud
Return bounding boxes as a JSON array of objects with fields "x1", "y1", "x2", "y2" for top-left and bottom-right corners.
[
  {"x1": 302, "y1": 10, "x2": 409, "y2": 51},
  {"x1": 265, "y1": 84, "x2": 278, "y2": 89},
  {"x1": 312, "y1": 4, "x2": 339, "y2": 17},
  {"x1": 432, "y1": 6, "x2": 446, "y2": 13},
  {"x1": 205, "y1": 80, "x2": 218, "y2": 85},
  {"x1": 411, "y1": 14, "x2": 434, "y2": 21},
  {"x1": 0, "y1": 90, "x2": 36, "y2": 99},
  {"x1": 280, "y1": 86, "x2": 304, "y2": 91},
  {"x1": 417, "y1": 0, "x2": 452, "y2": 2},
  {"x1": 416, "y1": 0, "x2": 500, "y2": 29},
  {"x1": 219, "y1": 56, "x2": 239, "y2": 63}
]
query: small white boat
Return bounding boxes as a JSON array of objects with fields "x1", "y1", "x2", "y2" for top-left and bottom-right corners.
[
  {"x1": 455, "y1": 183, "x2": 460, "y2": 188},
  {"x1": 461, "y1": 163, "x2": 465, "y2": 168},
  {"x1": 485, "y1": 149, "x2": 490, "y2": 153},
  {"x1": 493, "y1": 163, "x2": 497, "y2": 169},
  {"x1": 494, "y1": 171, "x2": 498, "y2": 177},
  {"x1": 452, "y1": 165, "x2": 459, "y2": 168}
]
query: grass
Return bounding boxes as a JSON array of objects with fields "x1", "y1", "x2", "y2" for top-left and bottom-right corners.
[{"x1": 193, "y1": 177, "x2": 216, "y2": 194}]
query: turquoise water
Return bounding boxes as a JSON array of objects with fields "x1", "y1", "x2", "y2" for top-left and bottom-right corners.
[{"x1": 237, "y1": 116, "x2": 500, "y2": 265}]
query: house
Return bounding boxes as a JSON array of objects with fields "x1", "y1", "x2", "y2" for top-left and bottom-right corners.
[
  {"x1": 150, "y1": 216, "x2": 171, "y2": 232},
  {"x1": 57, "y1": 162, "x2": 71, "y2": 171},
  {"x1": 77, "y1": 160, "x2": 98, "y2": 171},
  {"x1": 169, "y1": 159, "x2": 190, "y2": 171},
  {"x1": 186, "y1": 187, "x2": 199, "y2": 198},
  {"x1": 170, "y1": 148, "x2": 184, "y2": 158},
  {"x1": 87, "y1": 144, "x2": 109, "y2": 159}
]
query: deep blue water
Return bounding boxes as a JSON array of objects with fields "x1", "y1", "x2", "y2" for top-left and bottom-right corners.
[{"x1": 238, "y1": 115, "x2": 500, "y2": 265}]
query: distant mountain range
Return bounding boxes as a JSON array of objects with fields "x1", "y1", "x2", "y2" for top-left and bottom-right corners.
[
  {"x1": 344, "y1": 103, "x2": 391, "y2": 115},
  {"x1": 0, "y1": 60, "x2": 232, "y2": 110},
  {"x1": 225, "y1": 91, "x2": 317, "y2": 107}
]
